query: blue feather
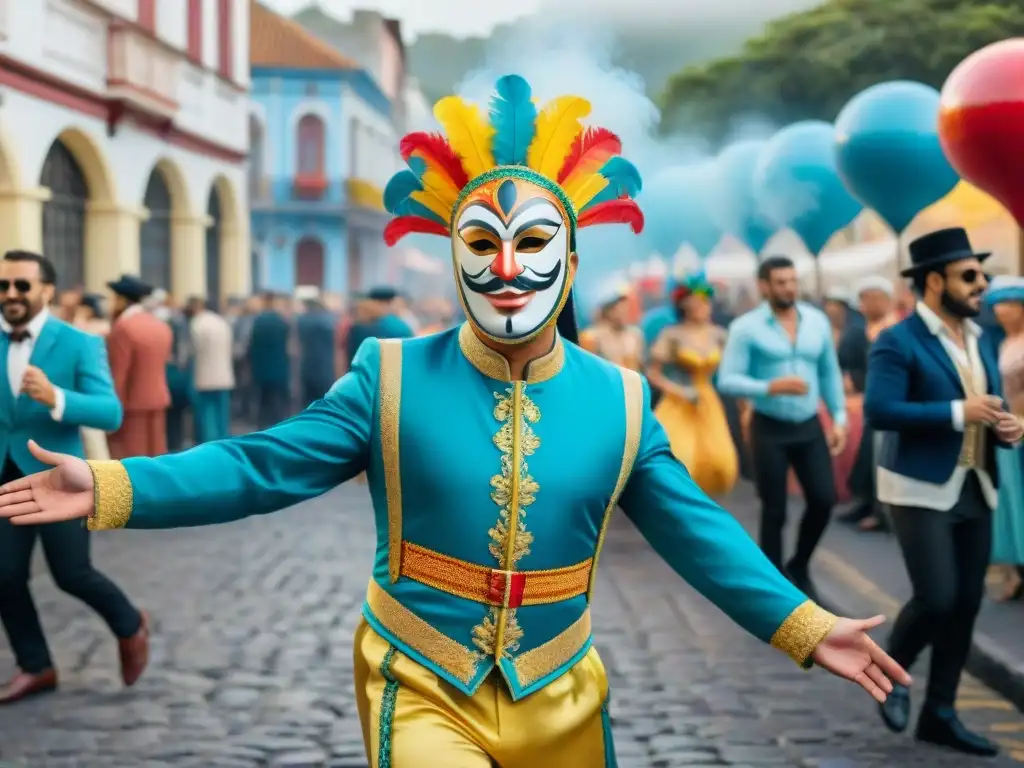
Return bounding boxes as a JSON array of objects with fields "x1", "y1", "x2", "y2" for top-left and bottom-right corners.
[
  {"x1": 383, "y1": 170, "x2": 423, "y2": 214},
  {"x1": 581, "y1": 158, "x2": 644, "y2": 211},
  {"x1": 489, "y1": 74, "x2": 536, "y2": 166},
  {"x1": 406, "y1": 156, "x2": 428, "y2": 178},
  {"x1": 392, "y1": 198, "x2": 447, "y2": 225}
]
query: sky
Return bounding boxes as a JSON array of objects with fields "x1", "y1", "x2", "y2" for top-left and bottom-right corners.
[{"x1": 262, "y1": 0, "x2": 811, "y2": 39}]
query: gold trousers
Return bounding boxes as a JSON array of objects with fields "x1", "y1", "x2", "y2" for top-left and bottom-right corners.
[{"x1": 354, "y1": 619, "x2": 615, "y2": 767}]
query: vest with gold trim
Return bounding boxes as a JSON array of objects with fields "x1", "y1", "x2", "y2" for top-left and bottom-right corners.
[{"x1": 362, "y1": 324, "x2": 643, "y2": 700}]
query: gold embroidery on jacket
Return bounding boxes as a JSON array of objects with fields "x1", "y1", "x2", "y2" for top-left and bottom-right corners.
[
  {"x1": 85, "y1": 460, "x2": 134, "y2": 531},
  {"x1": 471, "y1": 383, "x2": 540, "y2": 659}
]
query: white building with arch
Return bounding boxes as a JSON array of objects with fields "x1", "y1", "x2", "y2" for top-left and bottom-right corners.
[{"x1": 0, "y1": 0, "x2": 251, "y2": 302}]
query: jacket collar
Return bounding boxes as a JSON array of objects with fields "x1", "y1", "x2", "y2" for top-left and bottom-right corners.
[{"x1": 458, "y1": 322, "x2": 565, "y2": 384}]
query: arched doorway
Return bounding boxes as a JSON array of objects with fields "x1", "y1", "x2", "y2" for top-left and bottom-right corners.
[
  {"x1": 139, "y1": 167, "x2": 172, "y2": 291},
  {"x1": 40, "y1": 140, "x2": 88, "y2": 290},
  {"x1": 206, "y1": 186, "x2": 222, "y2": 307},
  {"x1": 295, "y1": 237, "x2": 325, "y2": 288}
]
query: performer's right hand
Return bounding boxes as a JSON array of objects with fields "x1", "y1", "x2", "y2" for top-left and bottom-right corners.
[
  {"x1": 0, "y1": 440, "x2": 94, "y2": 525},
  {"x1": 768, "y1": 376, "x2": 809, "y2": 396},
  {"x1": 964, "y1": 394, "x2": 1005, "y2": 426}
]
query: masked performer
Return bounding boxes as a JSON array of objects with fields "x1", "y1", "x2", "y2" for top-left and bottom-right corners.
[
  {"x1": 580, "y1": 285, "x2": 645, "y2": 370},
  {"x1": 0, "y1": 76, "x2": 906, "y2": 767},
  {"x1": 646, "y1": 273, "x2": 738, "y2": 496}
]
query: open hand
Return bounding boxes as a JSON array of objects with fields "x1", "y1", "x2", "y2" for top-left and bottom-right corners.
[
  {"x1": 0, "y1": 440, "x2": 94, "y2": 525},
  {"x1": 811, "y1": 615, "x2": 911, "y2": 702}
]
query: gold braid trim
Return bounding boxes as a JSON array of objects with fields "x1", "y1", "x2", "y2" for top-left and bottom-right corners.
[
  {"x1": 770, "y1": 600, "x2": 836, "y2": 668},
  {"x1": 84, "y1": 460, "x2": 134, "y2": 531}
]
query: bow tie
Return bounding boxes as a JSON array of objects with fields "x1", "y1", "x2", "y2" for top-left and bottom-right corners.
[{"x1": 7, "y1": 329, "x2": 30, "y2": 343}]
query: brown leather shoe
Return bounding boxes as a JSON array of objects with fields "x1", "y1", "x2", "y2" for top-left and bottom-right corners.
[
  {"x1": 118, "y1": 610, "x2": 150, "y2": 687},
  {"x1": 0, "y1": 669, "x2": 58, "y2": 705}
]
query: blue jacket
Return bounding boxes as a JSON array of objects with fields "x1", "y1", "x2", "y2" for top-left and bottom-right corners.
[
  {"x1": 248, "y1": 310, "x2": 291, "y2": 387},
  {"x1": 87, "y1": 324, "x2": 827, "y2": 699},
  {"x1": 0, "y1": 317, "x2": 122, "y2": 473},
  {"x1": 865, "y1": 312, "x2": 1011, "y2": 487},
  {"x1": 297, "y1": 309, "x2": 337, "y2": 389}
]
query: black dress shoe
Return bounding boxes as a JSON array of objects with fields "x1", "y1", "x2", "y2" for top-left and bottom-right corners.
[
  {"x1": 916, "y1": 707, "x2": 1000, "y2": 756},
  {"x1": 879, "y1": 683, "x2": 910, "y2": 733}
]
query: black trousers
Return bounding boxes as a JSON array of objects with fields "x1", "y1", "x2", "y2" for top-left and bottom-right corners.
[
  {"x1": 888, "y1": 472, "x2": 992, "y2": 709},
  {"x1": 0, "y1": 459, "x2": 141, "y2": 673},
  {"x1": 750, "y1": 413, "x2": 837, "y2": 573}
]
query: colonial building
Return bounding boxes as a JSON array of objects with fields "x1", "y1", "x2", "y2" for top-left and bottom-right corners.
[
  {"x1": 248, "y1": 2, "x2": 401, "y2": 294},
  {"x1": 0, "y1": 0, "x2": 251, "y2": 301}
]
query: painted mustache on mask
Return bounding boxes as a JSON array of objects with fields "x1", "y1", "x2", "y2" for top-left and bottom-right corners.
[{"x1": 461, "y1": 263, "x2": 562, "y2": 294}]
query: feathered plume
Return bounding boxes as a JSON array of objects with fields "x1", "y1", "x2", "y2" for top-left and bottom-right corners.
[
  {"x1": 382, "y1": 168, "x2": 448, "y2": 225},
  {"x1": 433, "y1": 97, "x2": 495, "y2": 179},
  {"x1": 384, "y1": 216, "x2": 449, "y2": 247},
  {"x1": 400, "y1": 132, "x2": 470, "y2": 190},
  {"x1": 567, "y1": 156, "x2": 643, "y2": 211},
  {"x1": 406, "y1": 156, "x2": 459, "y2": 218},
  {"x1": 578, "y1": 199, "x2": 645, "y2": 233},
  {"x1": 557, "y1": 127, "x2": 622, "y2": 185},
  {"x1": 526, "y1": 96, "x2": 591, "y2": 180},
  {"x1": 489, "y1": 75, "x2": 536, "y2": 166}
]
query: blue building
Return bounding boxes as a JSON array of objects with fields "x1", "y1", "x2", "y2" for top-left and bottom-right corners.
[{"x1": 248, "y1": 5, "x2": 401, "y2": 295}]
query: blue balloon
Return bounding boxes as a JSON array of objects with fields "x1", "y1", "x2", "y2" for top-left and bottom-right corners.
[
  {"x1": 835, "y1": 81, "x2": 959, "y2": 233},
  {"x1": 640, "y1": 163, "x2": 722, "y2": 259},
  {"x1": 754, "y1": 121, "x2": 863, "y2": 255},
  {"x1": 710, "y1": 141, "x2": 776, "y2": 255}
]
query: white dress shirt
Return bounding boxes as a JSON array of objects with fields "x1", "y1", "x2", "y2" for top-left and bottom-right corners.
[
  {"x1": 0, "y1": 306, "x2": 65, "y2": 421},
  {"x1": 876, "y1": 303, "x2": 997, "y2": 510}
]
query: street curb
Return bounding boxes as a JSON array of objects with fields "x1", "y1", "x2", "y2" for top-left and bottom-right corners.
[{"x1": 815, "y1": 547, "x2": 1024, "y2": 713}]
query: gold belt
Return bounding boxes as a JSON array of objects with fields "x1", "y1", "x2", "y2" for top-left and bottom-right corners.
[{"x1": 400, "y1": 541, "x2": 592, "y2": 609}]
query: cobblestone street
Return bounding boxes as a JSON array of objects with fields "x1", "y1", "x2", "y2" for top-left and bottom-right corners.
[{"x1": 1, "y1": 483, "x2": 1022, "y2": 767}]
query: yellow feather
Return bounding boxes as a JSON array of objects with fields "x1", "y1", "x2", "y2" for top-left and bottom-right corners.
[
  {"x1": 433, "y1": 96, "x2": 495, "y2": 179},
  {"x1": 410, "y1": 188, "x2": 451, "y2": 221},
  {"x1": 565, "y1": 173, "x2": 609, "y2": 211},
  {"x1": 562, "y1": 152, "x2": 615, "y2": 190},
  {"x1": 526, "y1": 96, "x2": 591, "y2": 180},
  {"x1": 417, "y1": 164, "x2": 460, "y2": 207}
]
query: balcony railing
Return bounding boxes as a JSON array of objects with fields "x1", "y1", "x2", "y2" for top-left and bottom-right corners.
[{"x1": 106, "y1": 22, "x2": 180, "y2": 117}]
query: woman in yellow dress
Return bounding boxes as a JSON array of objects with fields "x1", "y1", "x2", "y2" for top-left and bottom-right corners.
[{"x1": 646, "y1": 274, "x2": 738, "y2": 496}]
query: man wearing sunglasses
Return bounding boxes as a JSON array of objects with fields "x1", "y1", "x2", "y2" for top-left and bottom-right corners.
[
  {"x1": 865, "y1": 227, "x2": 1024, "y2": 756},
  {"x1": 0, "y1": 251, "x2": 149, "y2": 704}
]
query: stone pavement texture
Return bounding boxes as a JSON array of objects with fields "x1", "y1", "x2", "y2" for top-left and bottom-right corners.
[{"x1": 1, "y1": 482, "x2": 1022, "y2": 767}]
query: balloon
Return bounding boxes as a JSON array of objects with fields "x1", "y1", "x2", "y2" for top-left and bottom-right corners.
[
  {"x1": 640, "y1": 163, "x2": 722, "y2": 259},
  {"x1": 835, "y1": 81, "x2": 959, "y2": 233},
  {"x1": 939, "y1": 40, "x2": 1024, "y2": 227},
  {"x1": 754, "y1": 121, "x2": 863, "y2": 255},
  {"x1": 710, "y1": 141, "x2": 776, "y2": 255}
]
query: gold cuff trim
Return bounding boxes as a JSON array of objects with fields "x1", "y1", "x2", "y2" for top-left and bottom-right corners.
[
  {"x1": 365, "y1": 580, "x2": 479, "y2": 685},
  {"x1": 458, "y1": 322, "x2": 564, "y2": 383},
  {"x1": 587, "y1": 367, "x2": 644, "y2": 600},
  {"x1": 378, "y1": 340, "x2": 403, "y2": 583},
  {"x1": 513, "y1": 607, "x2": 592, "y2": 688},
  {"x1": 85, "y1": 460, "x2": 133, "y2": 531},
  {"x1": 770, "y1": 600, "x2": 836, "y2": 667}
]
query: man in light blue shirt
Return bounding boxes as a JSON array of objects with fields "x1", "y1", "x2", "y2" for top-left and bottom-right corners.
[{"x1": 719, "y1": 256, "x2": 847, "y2": 600}]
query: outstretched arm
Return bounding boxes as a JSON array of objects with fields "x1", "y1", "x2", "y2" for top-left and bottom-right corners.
[
  {"x1": 89, "y1": 338, "x2": 383, "y2": 530},
  {"x1": 618, "y1": 378, "x2": 909, "y2": 700}
]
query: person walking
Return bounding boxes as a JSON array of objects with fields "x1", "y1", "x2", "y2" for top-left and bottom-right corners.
[
  {"x1": 868, "y1": 229, "x2": 1023, "y2": 755},
  {"x1": 0, "y1": 251, "x2": 148, "y2": 704},
  {"x1": 296, "y1": 295, "x2": 338, "y2": 406},
  {"x1": 718, "y1": 256, "x2": 847, "y2": 601},
  {"x1": 248, "y1": 292, "x2": 291, "y2": 429}
]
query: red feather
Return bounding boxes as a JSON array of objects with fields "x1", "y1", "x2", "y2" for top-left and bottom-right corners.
[
  {"x1": 399, "y1": 132, "x2": 470, "y2": 189},
  {"x1": 383, "y1": 216, "x2": 450, "y2": 246},
  {"x1": 556, "y1": 127, "x2": 622, "y2": 184},
  {"x1": 578, "y1": 199, "x2": 644, "y2": 234}
]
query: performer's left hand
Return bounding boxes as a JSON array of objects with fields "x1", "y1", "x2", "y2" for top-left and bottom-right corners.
[
  {"x1": 828, "y1": 424, "x2": 848, "y2": 456},
  {"x1": 994, "y1": 412, "x2": 1024, "y2": 443},
  {"x1": 811, "y1": 615, "x2": 911, "y2": 702},
  {"x1": 21, "y1": 366, "x2": 56, "y2": 408}
]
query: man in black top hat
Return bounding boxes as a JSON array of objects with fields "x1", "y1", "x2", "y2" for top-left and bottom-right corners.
[{"x1": 865, "y1": 228, "x2": 1023, "y2": 756}]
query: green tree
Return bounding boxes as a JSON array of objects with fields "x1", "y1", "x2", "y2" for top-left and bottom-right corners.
[{"x1": 660, "y1": 0, "x2": 1024, "y2": 142}]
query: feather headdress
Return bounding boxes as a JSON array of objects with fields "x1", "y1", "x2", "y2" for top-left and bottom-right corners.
[{"x1": 383, "y1": 74, "x2": 645, "y2": 247}]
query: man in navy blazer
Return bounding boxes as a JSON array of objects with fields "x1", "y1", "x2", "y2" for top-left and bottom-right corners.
[
  {"x1": 0, "y1": 251, "x2": 149, "y2": 705},
  {"x1": 865, "y1": 228, "x2": 1023, "y2": 756}
]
